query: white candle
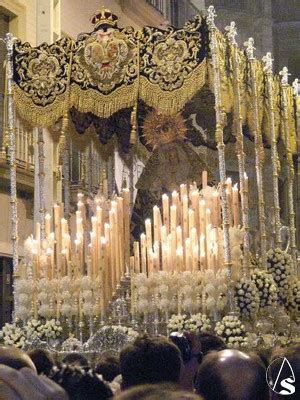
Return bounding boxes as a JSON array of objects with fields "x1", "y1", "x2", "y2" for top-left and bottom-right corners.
[
  {"x1": 45, "y1": 214, "x2": 51, "y2": 237},
  {"x1": 232, "y1": 183, "x2": 240, "y2": 227},
  {"x1": 162, "y1": 194, "x2": 169, "y2": 232}
]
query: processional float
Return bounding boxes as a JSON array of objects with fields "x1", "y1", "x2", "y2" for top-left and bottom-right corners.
[{"x1": 0, "y1": 5, "x2": 299, "y2": 350}]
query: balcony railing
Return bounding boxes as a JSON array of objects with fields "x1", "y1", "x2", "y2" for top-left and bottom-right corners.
[
  {"x1": 0, "y1": 118, "x2": 34, "y2": 172},
  {"x1": 70, "y1": 141, "x2": 102, "y2": 194},
  {"x1": 146, "y1": 0, "x2": 165, "y2": 15}
]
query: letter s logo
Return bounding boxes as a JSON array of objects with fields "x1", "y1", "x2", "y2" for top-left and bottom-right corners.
[
  {"x1": 266, "y1": 357, "x2": 296, "y2": 396},
  {"x1": 279, "y1": 377, "x2": 296, "y2": 395}
]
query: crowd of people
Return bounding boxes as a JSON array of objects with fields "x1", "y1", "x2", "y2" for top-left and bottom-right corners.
[{"x1": 0, "y1": 331, "x2": 298, "y2": 399}]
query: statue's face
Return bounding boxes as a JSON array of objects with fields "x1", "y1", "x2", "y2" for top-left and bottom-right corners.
[{"x1": 167, "y1": 148, "x2": 180, "y2": 166}]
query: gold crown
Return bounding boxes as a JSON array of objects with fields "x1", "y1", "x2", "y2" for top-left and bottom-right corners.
[{"x1": 91, "y1": 7, "x2": 118, "y2": 29}]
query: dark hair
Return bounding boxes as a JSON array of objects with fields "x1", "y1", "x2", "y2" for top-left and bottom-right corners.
[
  {"x1": 28, "y1": 348, "x2": 54, "y2": 376},
  {"x1": 197, "y1": 332, "x2": 227, "y2": 356},
  {"x1": 95, "y1": 355, "x2": 120, "y2": 382},
  {"x1": 0, "y1": 346, "x2": 36, "y2": 371},
  {"x1": 120, "y1": 334, "x2": 182, "y2": 388},
  {"x1": 62, "y1": 353, "x2": 89, "y2": 367},
  {"x1": 114, "y1": 383, "x2": 203, "y2": 400},
  {"x1": 195, "y1": 350, "x2": 269, "y2": 400},
  {"x1": 49, "y1": 364, "x2": 113, "y2": 400}
]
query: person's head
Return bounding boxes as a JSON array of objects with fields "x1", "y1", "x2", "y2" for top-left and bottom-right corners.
[
  {"x1": 28, "y1": 348, "x2": 54, "y2": 376},
  {"x1": 120, "y1": 334, "x2": 182, "y2": 389},
  {"x1": 114, "y1": 383, "x2": 203, "y2": 400},
  {"x1": 95, "y1": 355, "x2": 120, "y2": 382},
  {"x1": 49, "y1": 364, "x2": 113, "y2": 399},
  {"x1": 62, "y1": 352, "x2": 89, "y2": 368},
  {"x1": 0, "y1": 346, "x2": 36, "y2": 371},
  {"x1": 268, "y1": 346, "x2": 300, "y2": 400},
  {"x1": 195, "y1": 349, "x2": 268, "y2": 400},
  {"x1": 197, "y1": 332, "x2": 227, "y2": 356}
]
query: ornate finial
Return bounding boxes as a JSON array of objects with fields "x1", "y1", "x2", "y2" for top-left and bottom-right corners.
[
  {"x1": 91, "y1": 7, "x2": 118, "y2": 30},
  {"x1": 225, "y1": 21, "x2": 237, "y2": 45},
  {"x1": 292, "y1": 78, "x2": 300, "y2": 97},
  {"x1": 262, "y1": 52, "x2": 274, "y2": 74},
  {"x1": 279, "y1": 66, "x2": 290, "y2": 85},
  {"x1": 244, "y1": 37, "x2": 255, "y2": 60},
  {"x1": 207, "y1": 5, "x2": 217, "y2": 28}
]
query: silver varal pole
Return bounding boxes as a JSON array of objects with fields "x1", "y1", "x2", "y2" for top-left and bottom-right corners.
[
  {"x1": 244, "y1": 37, "x2": 267, "y2": 268},
  {"x1": 262, "y1": 53, "x2": 282, "y2": 247},
  {"x1": 207, "y1": 7, "x2": 234, "y2": 311},
  {"x1": 37, "y1": 127, "x2": 46, "y2": 240},
  {"x1": 4, "y1": 33, "x2": 18, "y2": 273},
  {"x1": 280, "y1": 67, "x2": 297, "y2": 269},
  {"x1": 225, "y1": 21, "x2": 250, "y2": 275}
]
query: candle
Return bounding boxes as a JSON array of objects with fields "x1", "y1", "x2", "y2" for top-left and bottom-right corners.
[
  {"x1": 162, "y1": 194, "x2": 169, "y2": 232},
  {"x1": 232, "y1": 183, "x2": 240, "y2": 227},
  {"x1": 180, "y1": 184, "x2": 187, "y2": 201},
  {"x1": 199, "y1": 199, "x2": 206, "y2": 236},
  {"x1": 147, "y1": 248, "x2": 154, "y2": 275},
  {"x1": 205, "y1": 208, "x2": 211, "y2": 227},
  {"x1": 188, "y1": 209, "x2": 195, "y2": 237},
  {"x1": 202, "y1": 170, "x2": 208, "y2": 189},
  {"x1": 244, "y1": 173, "x2": 248, "y2": 192},
  {"x1": 192, "y1": 244, "x2": 199, "y2": 271},
  {"x1": 54, "y1": 203, "x2": 61, "y2": 277},
  {"x1": 153, "y1": 205, "x2": 161, "y2": 243},
  {"x1": 170, "y1": 206, "x2": 177, "y2": 268},
  {"x1": 226, "y1": 178, "x2": 233, "y2": 226},
  {"x1": 172, "y1": 190, "x2": 179, "y2": 207},
  {"x1": 96, "y1": 206, "x2": 103, "y2": 236},
  {"x1": 190, "y1": 190, "x2": 199, "y2": 232},
  {"x1": 45, "y1": 214, "x2": 51, "y2": 237},
  {"x1": 206, "y1": 224, "x2": 212, "y2": 270},
  {"x1": 145, "y1": 219, "x2": 153, "y2": 251},
  {"x1": 182, "y1": 195, "x2": 189, "y2": 243},
  {"x1": 140, "y1": 233, "x2": 147, "y2": 273},
  {"x1": 176, "y1": 226, "x2": 182, "y2": 248},
  {"x1": 212, "y1": 190, "x2": 220, "y2": 227},
  {"x1": 176, "y1": 246, "x2": 183, "y2": 272},
  {"x1": 134, "y1": 241, "x2": 141, "y2": 273},
  {"x1": 185, "y1": 238, "x2": 191, "y2": 271},
  {"x1": 200, "y1": 233, "x2": 206, "y2": 270}
]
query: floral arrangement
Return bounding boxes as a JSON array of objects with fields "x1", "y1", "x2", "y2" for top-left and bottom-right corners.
[
  {"x1": 214, "y1": 315, "x2": 248, "y2": 348},
  {"x1": 0, "y1": 318, "x2": 63, "y2": 348},
  {"x1": 132, "y1": 273, "x2": 155, "y2": 315},
  {"x1": 37, "y1": 278, "x2": 57, "y2": 319},
  {"x1": 156, "y1": 272, "x2": 178, "y2": 313},
  {"x1": 60, "y1": 276, "x2": 77, "y2": 317},
  {"x1": 167, "y1": 313, "x2": 211, "y2": 333},
  {"x1": 105, "y1": 325, "x2": 139, "y2": 340},
  {"x1": 24, "y1": 319, "x2": 44, "y2": 340},
  {"x1": 251, "y1": 269, "x2": 278, "y2": 308},
  {"x1": 183, "y1": 313, "x2": 211, "y2": 332},
  {"x1": 41, "y1": 319, "x2": 63, "y2": 339},
  {"x1": 167, "y1": 314, "x2": 188, "y2": 333},
  {"x1": 286, "y1": 278, "x2": 300, "y2": 315},
  {"x1": 178, "y1": 271, "x2": 202, "y2": 313},
  {"x1": 0, "y1": 322, "x2": 27, "y2": 348},
  {"x1": 80, "y1": 276, "x2": 102, "y2": 317},
  {"x1": 202, "y1": 269, "x2": 227, "y2": 314},
  {"x1": 234, "y1": 276, "x2": 259, "y2": 318},
  {"x1": 14, "y1": 276, "x2": 34, "y2": 320},
  {"x1": 266, "y1": 248, "x2": 293, "y2": 304}
]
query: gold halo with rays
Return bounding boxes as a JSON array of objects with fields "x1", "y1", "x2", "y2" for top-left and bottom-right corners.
[{"x1": 143, "y1": 111, "x2": 187, "y2": 149}]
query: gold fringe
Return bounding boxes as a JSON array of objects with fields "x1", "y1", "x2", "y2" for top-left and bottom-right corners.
[
  {"x1": 69, "y1": 81, "x2": 138, "y2": 118},
  {"x1": 13, "y1": 84, "x2": 67, "y2": 127},
  {"x1": 139, "y1": 58, "x2": 207, "y2": 114}
]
